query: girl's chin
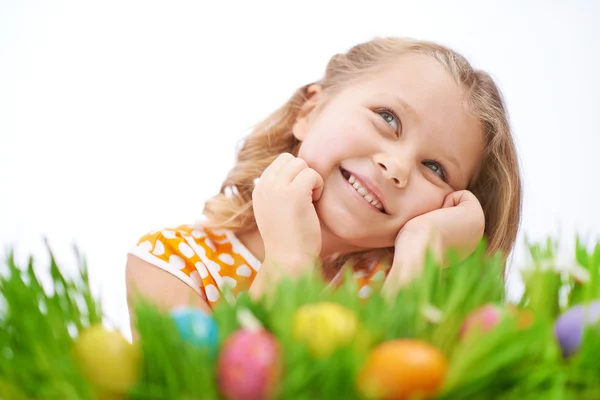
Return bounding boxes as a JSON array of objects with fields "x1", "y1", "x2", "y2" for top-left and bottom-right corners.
[
  {"x1": 318, "y1": 215, "x2": 396, "y2": 250},
  {"x1": 314, "y1": 184, "x2": 398, "y2": 249}
]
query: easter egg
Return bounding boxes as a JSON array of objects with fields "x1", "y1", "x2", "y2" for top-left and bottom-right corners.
[
  {"x1": 357, "y1": 339, "x2": 448, "y2": 400},
  {"x1": 73, "y1": 324, "x2": 140, "y2": 393},
  {"x1": 217, "y1": 329, "x2": 281, "y2": 400},
  {"x1": 554, "y1": 301, "x2": 600, "y2": 357},
  {"x1": 459, "y1": 303, "x2": 505, "y2": 339},
  {"x1": 292, "y1": 302, "x2": 359, "y2": 357},
  {"x1": 171, "y1": 307, "x2": 218, "y2": 354}
]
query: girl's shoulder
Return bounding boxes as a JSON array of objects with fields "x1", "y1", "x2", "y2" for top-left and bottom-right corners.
[{"x1": 128, "y1": 224, "x2": 261, "y2": 306}]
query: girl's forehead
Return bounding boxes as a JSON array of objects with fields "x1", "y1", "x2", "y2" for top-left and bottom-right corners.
[{"x1": 356, "y1": 54, "x2": 460, "y2": 99}]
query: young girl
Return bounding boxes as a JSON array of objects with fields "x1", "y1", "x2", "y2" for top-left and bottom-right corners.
[{"x1": 126, "y1": 37, "x2": 521, "y2": 336}]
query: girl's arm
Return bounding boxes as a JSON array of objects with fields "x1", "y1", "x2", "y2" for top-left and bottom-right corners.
[
  {"x1": 382, "y1": 190, "x2": 485, "y2": 298},
  {"x1": 125, "y1": 255, "x2": 212, "y2": 340},
  {"x1": 381, "y1": 228, "x2": 443, "y2": 297}
]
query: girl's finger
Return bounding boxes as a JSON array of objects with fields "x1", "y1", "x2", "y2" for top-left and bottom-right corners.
[
  {"x1": 260, "y1": 153, "x2": 295, "y2": 181},
  {"x1": 278, "y1": 157, "x2": 309, "y2": 184},
  {"x1": 291, "y1": 168, "x2": 324, "y2": 201}
]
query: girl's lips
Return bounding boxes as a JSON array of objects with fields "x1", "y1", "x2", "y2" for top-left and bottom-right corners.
[{"x1": 340, "y1": 167, "x2": 389, "y2": 214}]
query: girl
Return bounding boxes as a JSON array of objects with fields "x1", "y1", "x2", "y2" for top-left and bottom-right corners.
[{"x1": 126, "y1": 37, "x2": 521, "y2": 336}]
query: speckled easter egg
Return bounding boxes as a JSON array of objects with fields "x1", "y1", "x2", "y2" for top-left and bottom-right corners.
[
  {"x1": 292, "y1": 302, "x2": 359, "y2": 357},
  {"x1": 555, "y1": 301, "x2": 600, "y2": 357},
  {"x1": 357, "y1": 339, "x2": 448, "y2": 400},
  {"x1": 73, "y1": 324, "x2": 140, "y2": 393},
  {"x1": 217, "y1": 329, "x2": 281, "y2": 400},
  {"x1": 171, "y1": 307, "x2": 218, "y2": 355}
]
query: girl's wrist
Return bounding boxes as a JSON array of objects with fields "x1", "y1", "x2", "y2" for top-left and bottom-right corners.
[
  {"x1": 383, "y1": 227, "x2": 445, "y2": 298},
  {"x1": 263, "y1": 252, "x2": 318, "y2": 276},
  {"x1": 396, "y1": 223, "x2": 445, "y2": 261}
]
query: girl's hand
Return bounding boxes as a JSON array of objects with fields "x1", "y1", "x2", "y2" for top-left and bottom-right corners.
[
  {"x1": 382, "y1": 190, "x2": 485, "y2": 297},
  {"x1": 250, "y1": 153, "x2": 324, "y2": 297}
]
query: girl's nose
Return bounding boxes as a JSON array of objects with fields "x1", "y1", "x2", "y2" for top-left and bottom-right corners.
[{"x1": 374, "y1": 153, "x2": 410, "y2": 189}]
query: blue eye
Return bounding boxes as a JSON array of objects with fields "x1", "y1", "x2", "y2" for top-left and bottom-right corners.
[
  {"x1": 377, "y1": 108, "x2": 400, "y2": 133},
  {"x1": 423, "y1": 161, "x2": 447, "y2": 181}
]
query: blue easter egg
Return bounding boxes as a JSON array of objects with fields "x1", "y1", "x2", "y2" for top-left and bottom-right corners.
[
  {"x1": 171, "y1": 307, "x2": 218, "y2": 354},
  {"x1": 554, "y1": 300, "x2": 600, "y2": 357}
]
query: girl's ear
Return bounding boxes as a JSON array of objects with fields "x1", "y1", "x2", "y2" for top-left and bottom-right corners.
[{"x1": 292, "y1": 84, "x2": 323, "y2": 141}]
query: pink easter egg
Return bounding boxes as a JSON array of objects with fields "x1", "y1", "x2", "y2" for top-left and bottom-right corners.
[{"x1": 217, "y1": 329, "x2": 281, "y2": 400}]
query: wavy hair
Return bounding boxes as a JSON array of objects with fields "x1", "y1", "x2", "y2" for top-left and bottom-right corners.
[{"x1": 203, "y1": 37, "x2": 522, "y2": 270}]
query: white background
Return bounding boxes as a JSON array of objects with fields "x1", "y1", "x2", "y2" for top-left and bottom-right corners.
[{"x1": 1, "y1": 1, "x2": 599, "y2": 338}]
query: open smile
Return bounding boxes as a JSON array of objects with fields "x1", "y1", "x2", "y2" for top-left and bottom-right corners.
[{"x1": 339, "y1": 167, "x2": 388, "y2": 214}]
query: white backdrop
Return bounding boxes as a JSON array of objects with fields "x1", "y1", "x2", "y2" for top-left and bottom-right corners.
[{"x1": 1, "y1": 0, "x2": 599, "y2": 339}]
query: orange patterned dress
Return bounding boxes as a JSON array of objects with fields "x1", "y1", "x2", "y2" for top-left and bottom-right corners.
[{"x1": 129, "y1": 224, "x2": 387, "y2": 308}]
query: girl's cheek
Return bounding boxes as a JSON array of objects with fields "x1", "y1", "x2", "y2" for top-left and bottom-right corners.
[
  {"x1": 408, "y1": 183, "x2": 446, "y2": 216},
  {"x1": 300, "y1": 133, "x2": 351, "y2": 170}
]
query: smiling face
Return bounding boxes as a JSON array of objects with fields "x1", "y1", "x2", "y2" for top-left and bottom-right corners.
[{"x1": 293, "y1": 54, "x2": 484, "y2": 250}]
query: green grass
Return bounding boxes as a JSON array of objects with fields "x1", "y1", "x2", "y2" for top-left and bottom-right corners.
[{"x1": 1, "y1": 237, "x2": 600, "y2": 399}]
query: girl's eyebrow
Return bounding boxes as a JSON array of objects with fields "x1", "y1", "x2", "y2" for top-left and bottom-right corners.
[{"x1": 375, "y1": 93, "x2": 420, "y2": 122}]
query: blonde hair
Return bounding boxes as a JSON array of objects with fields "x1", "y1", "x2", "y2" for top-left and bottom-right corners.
[{"x1": 203, "y1": 37, "x2": 522, "y2": 270}]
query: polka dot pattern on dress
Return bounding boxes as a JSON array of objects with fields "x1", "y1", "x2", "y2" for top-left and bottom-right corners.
[
  {"x1": 131, "y1": 225, "x2": 260, "y2": 307},
  {"x1": 236, "y1": 265, "x2": 252, "y2": 277},
  {"x1": 162, "y1": 230, "x2": 177, "y2": 239},
  {"x1": 205, "y1": 284, "x2": 220, "y2": 302},
  {"x1": 169, "y1": 255, "x2": 185, "y2": 270},
  {"x1": 196, "y1": 262, "x2": 209, "y2": 279},
  {"x1": 153, "y1": 240, "x2": 165, "y2": 256},
  {"x1": 178, "y1": 242, "x2": 194, "y2": 258},
  {"x1": 218, "y1": 253, "x2": 235, "y2": 265},
  {"x1": 138, "y1": 240, "x2": 152, "y2": 252},
  {"x1": 130, "y1": 224, "x2": 388, "y2": 308}
]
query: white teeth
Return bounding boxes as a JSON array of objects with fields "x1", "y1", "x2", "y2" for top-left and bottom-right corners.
[{"x1": 344, "y1": 172, "x2": 384, "y2": 211}]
